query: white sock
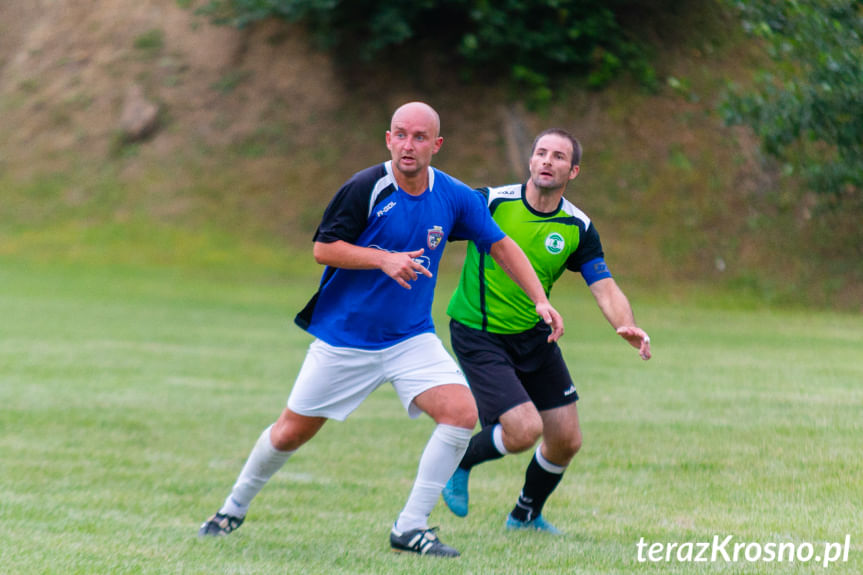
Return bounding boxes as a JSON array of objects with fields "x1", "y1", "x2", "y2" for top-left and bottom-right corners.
[
  {"x1": 219, "y1": 425, "x2": 294, "y2": 518},
  {"x1": 492, "y1": 423, "x2": 511, "y2": 455},
  {"x1": 536, "y1": 443, "x2": 567, "y2": 474},
  {"x1": 394, "y1": 424, "x2": 473, "y2": 533}
]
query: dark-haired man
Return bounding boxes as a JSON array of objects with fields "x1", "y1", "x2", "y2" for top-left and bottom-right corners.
[{"x1": 443, "y1": 128, "x2": 651, "y2": 533}]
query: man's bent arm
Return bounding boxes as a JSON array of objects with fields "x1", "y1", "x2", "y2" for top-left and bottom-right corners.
[
  {"x1": 314, "y1": 240, "x2": 432, "y2": 290},
  {"x1": 489, "y1": 236, "x2": 564, "y2": 342}
]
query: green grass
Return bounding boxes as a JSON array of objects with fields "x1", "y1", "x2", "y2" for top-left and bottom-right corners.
[{"x1": 1, "y1": 256, "x2": 861, "y2": 574}]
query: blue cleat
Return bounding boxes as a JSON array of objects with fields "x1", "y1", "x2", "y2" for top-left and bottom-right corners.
[
  {"x1": 441, "y1": 468, "x2": 470, "y2": 517},
  {"x1": 505, "y1": 514, "x2": 562, "y2": 535}
]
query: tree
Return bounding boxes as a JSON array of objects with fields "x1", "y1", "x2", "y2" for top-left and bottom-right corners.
[
  {"x1": 721, "y1": 0, "x2": 863, "y2": 201},
  {"x1": 199, "y1": 0, "x2": 656, "y2": 105}
]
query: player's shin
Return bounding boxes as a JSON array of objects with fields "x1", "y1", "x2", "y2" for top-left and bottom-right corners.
[{"x1": 395, "y1": 424, "x2": 472, "y2": 532}]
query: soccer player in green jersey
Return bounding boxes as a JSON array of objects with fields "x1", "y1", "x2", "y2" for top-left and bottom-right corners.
[{"x1": 443, "y1": 128, "x2": 652, "y2": 533}]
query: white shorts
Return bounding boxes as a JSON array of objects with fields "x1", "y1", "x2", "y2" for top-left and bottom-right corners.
[{"x1": 287, "y1": 332, "x2": 468, "y2": 421}]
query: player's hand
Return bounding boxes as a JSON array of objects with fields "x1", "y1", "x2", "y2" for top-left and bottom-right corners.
[
  {"x1": 616, "y1": 326, "x2": 651, "y2": 360},
  {"x1": 381, "y1": 248, "x2": 433, "y2": 289},
  {"x1": 536, "y1": 302, "x2": 565, "y2": 342}
]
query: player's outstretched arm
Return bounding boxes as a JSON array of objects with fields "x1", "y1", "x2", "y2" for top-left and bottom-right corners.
[
  {"x1": 588, "y1": 277, "x2": 651, "y2": 360},
  {"x1": 489, "y1": 236, "x2": 564, "y2": 342},
  {"x1": 313, "y1": 240, "x2": 432, "y2": 290}
]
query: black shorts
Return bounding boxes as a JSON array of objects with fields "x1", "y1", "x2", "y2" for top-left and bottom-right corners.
[{"x1": 449, "y1": 319, "x2": 578, "y2": 428}]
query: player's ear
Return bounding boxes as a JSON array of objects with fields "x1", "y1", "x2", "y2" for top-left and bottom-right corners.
[
  {"x1": 432, "y1": 136, "x2": 443, "y2": 154},
  {"x1": 569, "y1": 165, "x2": 580, "y2": 180}
]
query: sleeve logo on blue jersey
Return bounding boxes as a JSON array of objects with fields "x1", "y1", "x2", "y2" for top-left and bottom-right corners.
[
  {"x1": 427, "y1": 226, "x2": 444, "y2": 250},
  {"x1": 545, "y1": 232, "x2": 565, "y2": 254}
]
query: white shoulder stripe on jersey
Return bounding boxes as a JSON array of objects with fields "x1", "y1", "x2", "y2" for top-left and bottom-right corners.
[
  {"x1": 486, "y1": 184, "x2": 522, "y2": 205},
  {"x1": 560, "y1": 197, "x2": 592, "y2": 229},
  {"x1": 372, "y1": 162, "x2": 436, "y2": 217},
  {"x1": 487, "y1": 184, "x2": 591, "y2": 229},
  {"x1": 370, "y1": 162, "x2": 398, "y2": 218}
]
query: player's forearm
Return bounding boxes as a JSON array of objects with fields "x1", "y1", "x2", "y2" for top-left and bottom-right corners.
[
  {"x1": 313, "y1": 240, "x2": 386, "y2": 270},
  {"x1": 489, "y1": 236, "x2": 549, "y2": 306},
  {"x1": 590, "y1": 278, "x2": 637, "y2": 329}
]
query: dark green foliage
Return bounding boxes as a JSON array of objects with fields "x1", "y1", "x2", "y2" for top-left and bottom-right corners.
[
  {"x1": 198, "y1": 0, "x2": 656, "y2": 103},
  {"x1": 133, "y1": 28, "x2": 165, "y2": 56},
  {"x1": 721, "y1": 0, "x2": 863, "y2": 199},
  {"x1": 452, "y1": 1, "x2": 654, "y2": 89}
]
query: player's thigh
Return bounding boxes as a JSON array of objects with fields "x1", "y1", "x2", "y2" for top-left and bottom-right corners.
[
  {"x1": 412, "y1": 384, "x2": 477, "y2": 428},
  {"x1": 498, "y1": 401, "x2": 543, "y2": 451},
  {"x1": 384, "y1": 333, "x2": 472, "y2": 421},
  {"x1": 518, "y1": 343, "x2": 578, "y2": 411},
  {"x1": 450, "y1": 320, "x2": 531, "y2": 428}
]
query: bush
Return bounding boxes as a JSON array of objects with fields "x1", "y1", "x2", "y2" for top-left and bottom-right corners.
[
  {"x1": 721, "y1": 0, "x2": 863, "y2": 200},
  {"x1": 198, "y1": 0, "x2": 656, "y2": 102}
]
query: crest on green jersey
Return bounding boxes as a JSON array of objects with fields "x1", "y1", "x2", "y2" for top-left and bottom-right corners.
[{"x1": 545, "y1": 232, "x2": 565, "y2": 254}]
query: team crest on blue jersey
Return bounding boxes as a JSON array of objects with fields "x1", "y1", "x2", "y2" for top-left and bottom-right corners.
[{"x1": 427, "y1": 226, "x2": 444, "y2": 250}]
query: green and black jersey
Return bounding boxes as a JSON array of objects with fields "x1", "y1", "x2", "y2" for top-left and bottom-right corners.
[{"x1": 447, "y1": 183, "x2": 609, "y2": 334}]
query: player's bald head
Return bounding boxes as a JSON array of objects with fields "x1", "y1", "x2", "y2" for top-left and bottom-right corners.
[{"x1": 390, "y1": 102, "x2": 441, "y2": 138}]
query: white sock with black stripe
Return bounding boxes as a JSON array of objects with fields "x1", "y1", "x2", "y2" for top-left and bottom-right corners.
[
  {"x1": 510, "y1": 443, "x2": 567, "y2": 522},
  {"x1": 492, "y1": 423, "x2": 511, "y2": 455}
]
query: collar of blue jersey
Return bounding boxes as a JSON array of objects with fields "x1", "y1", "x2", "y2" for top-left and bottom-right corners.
[{"x1": 384, "y1": 160, "x2": 436, "y2": 194}]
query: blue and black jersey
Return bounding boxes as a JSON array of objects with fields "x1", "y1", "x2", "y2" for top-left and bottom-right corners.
[{"x1": 296, "y1": 161, "x2": 505, "y2": 349}]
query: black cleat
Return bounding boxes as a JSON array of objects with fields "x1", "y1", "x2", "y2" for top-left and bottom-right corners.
[
  {"x1": 390, "y1": 525, "x2": 460, "y2": 557},
  {"x1": 198, "y1": 512, "x2": 244, "y2": 537}
]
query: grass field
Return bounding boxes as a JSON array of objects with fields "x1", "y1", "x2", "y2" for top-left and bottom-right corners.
[{"x1": 1, "y1": 254, "x2": 861, "y2": 574}]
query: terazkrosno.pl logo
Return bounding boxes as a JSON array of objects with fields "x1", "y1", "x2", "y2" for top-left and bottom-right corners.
[{"x1": 545, "y1": 233, "x2": 565, "y2": 254}]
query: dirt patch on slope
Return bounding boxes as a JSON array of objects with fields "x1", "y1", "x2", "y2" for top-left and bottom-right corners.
[{"x1": 0, "y1": 0, "x2": 342, "y2": 173}]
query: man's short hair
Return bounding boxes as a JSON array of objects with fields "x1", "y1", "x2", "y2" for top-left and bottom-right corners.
[{"x1": 531, "y1": 128, "x2": 582, "y2": 168}]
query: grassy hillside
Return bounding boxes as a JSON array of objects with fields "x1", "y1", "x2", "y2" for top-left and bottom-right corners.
[{"x1": 0, "y1": 0, "x2": 860, "y2": 310}]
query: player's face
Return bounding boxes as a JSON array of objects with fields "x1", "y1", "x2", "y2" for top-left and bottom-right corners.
[
  {"x1": 386, "y1": 105, "x2": 443, "y2": 179},
  {"x1": 529, "y1": 134, "x2": 579, "y2": 191}
]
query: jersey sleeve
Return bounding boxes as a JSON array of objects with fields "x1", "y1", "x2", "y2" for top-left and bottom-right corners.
[
  {"x1": 448, "y1": 188, "x2": 490, "y2": 242},
  {"x1": 579, "y1": 257, "x2": 612, "y2": 285},
  {"x1": 312, "y1": 174, "x2": 374, "y2": 244},
  {"x1": 450, "y1": 185, "x2": 504, "y2": 253},
  {"x1": 566, "y1": 220, "x2": 605, "y2": 271}
]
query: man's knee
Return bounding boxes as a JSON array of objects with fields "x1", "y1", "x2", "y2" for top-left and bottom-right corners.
[
  {"x1": 417, "y1": 384, "x2": 477, "y2": 428},
  {"x1": 501, "y1": 412, "x2": 543, "y2": 453},
  {"x1": 538, "y1": 402, "x2": 583, "y2": 462},
  {"x1": 560, "y1": 418, "x2": 583, "y2": 457},
  {"x1": 567, "y1": 432, "x2": 583, "y2": 457},
  {"x1": 270, "y1": 409, "x2": 326, "y2": 451},
  {"x1": 441, "y1": 394, "x2": 478, "y2": 429},
  {"x1": 544, "y1": 429, "x2": 582, "y2": 465}
]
